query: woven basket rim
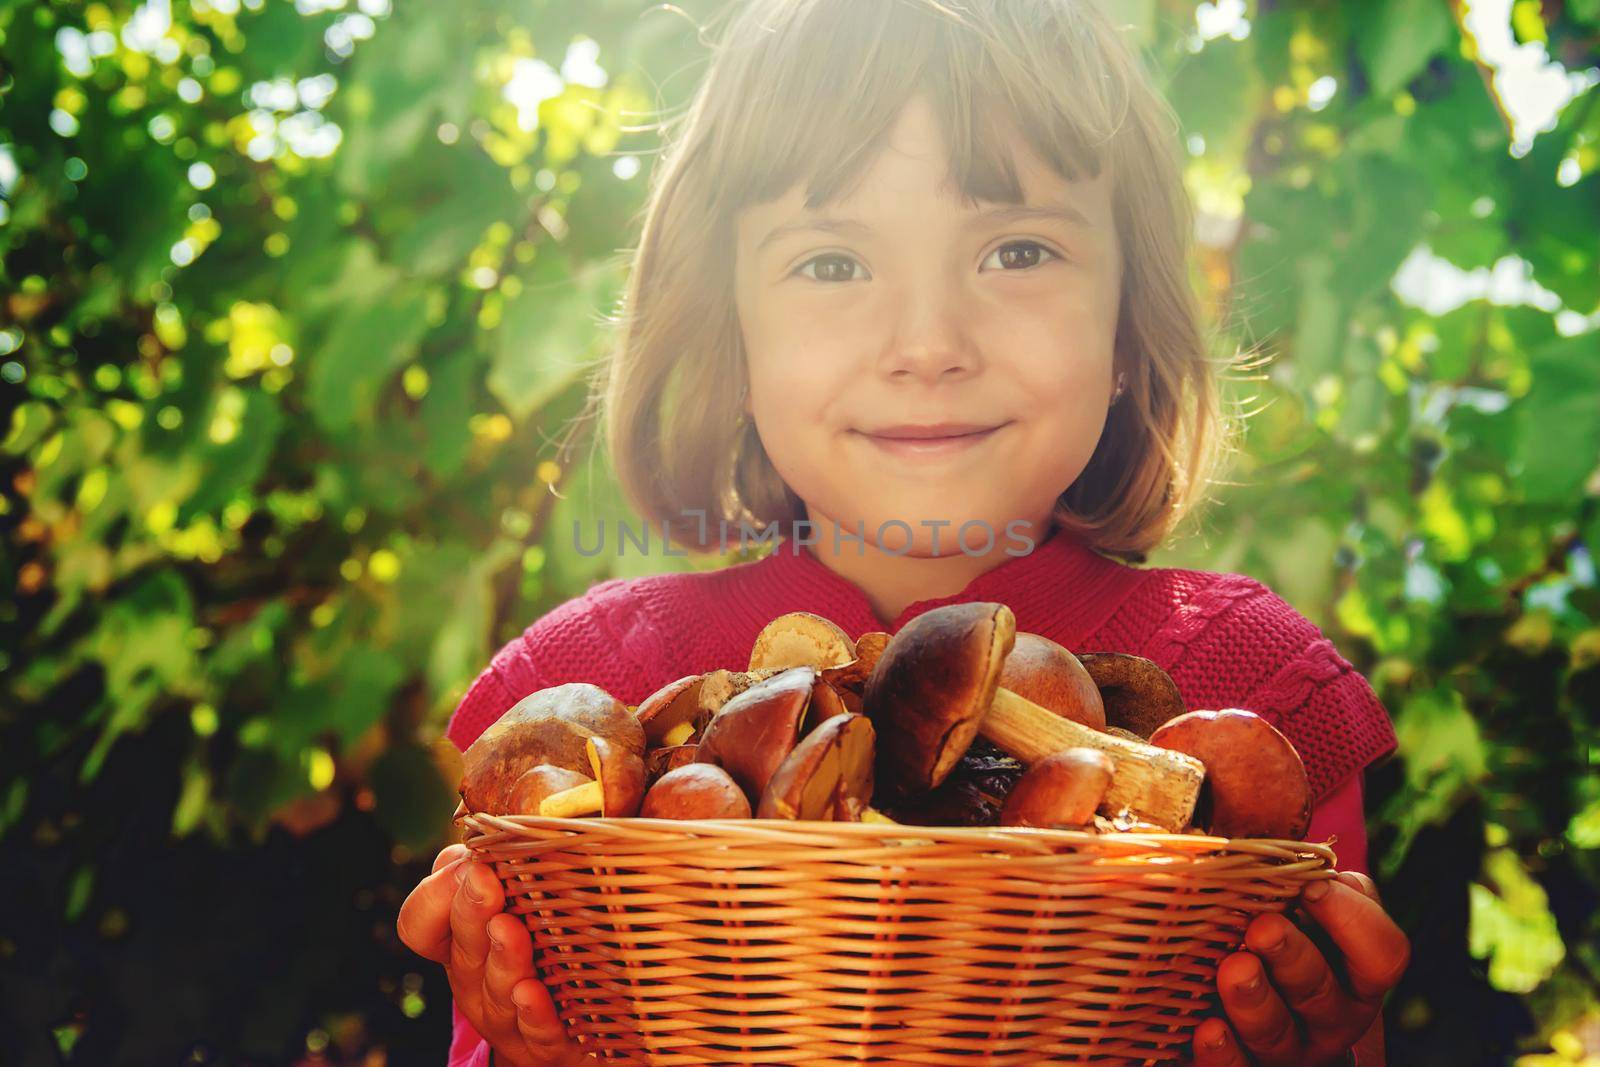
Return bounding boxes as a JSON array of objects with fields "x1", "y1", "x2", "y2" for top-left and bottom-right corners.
[{"x1": 459, "y1": 812, "x2": 1336, "y2": 865}]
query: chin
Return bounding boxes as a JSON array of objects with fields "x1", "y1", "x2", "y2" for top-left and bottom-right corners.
[{"x1": 817, "y1": 504, "x2": 1016, "y2": 557}]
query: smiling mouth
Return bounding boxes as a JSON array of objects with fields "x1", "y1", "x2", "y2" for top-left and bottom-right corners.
[{"x1": 853, "y1": 423, "x2": 1008, "y2": 457}]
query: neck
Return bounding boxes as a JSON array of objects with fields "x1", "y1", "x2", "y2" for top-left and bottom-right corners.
[{"x1": 797, "y1": 507, "x2": 1055, "y2": 629}]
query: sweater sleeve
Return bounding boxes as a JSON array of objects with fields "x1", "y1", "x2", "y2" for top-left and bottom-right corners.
[
  {"x1": 445, "y1": 577, "x2": 640, "y2": 751},
  {"x1": 1303, "y1": 770, "x2": 1368, "y2": 875},
  {"x1": 1140, "y1": 573, "x2": 1400, "y2": 805},
  {"x1": 447, "y1": 999, "x2": 495, "y2": 1067}
]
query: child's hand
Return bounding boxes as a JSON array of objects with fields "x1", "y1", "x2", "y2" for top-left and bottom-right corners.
[
  {"x1": 1189, "y1": 870, "x2": 1410, "y2": 1066},
  {"x1": 396, "y1": 843, "x2": 603, "y2": 1067}
]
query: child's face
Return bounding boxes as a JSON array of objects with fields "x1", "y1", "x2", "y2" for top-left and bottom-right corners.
[{"x1": 733, "y1": 94, "x2": 1123, "y2": 556}]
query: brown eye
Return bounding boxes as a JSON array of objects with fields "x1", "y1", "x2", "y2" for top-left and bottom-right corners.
[
  {"x1": 983, "y1": 241, "x2": 1060, "y2": 272},
  {"x1": 795, "y1": 253, "x2": 867, "y2": 283}
]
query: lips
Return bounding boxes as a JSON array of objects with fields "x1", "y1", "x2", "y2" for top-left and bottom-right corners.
[
  {"x1": 853, "y1": 421, "x2": 1007, "y2": 461},
  {"x1": 861, "y1": 422, "x2": 1004, "y2": 440}
]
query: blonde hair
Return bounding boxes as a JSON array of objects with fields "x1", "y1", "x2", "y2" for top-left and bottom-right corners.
[{"x1": 569, "y1": 0, "x2": 1248, "y2": 564}]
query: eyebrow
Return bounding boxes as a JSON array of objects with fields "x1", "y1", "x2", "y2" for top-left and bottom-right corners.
[{"x1": 755, "y1": 202, "x2": 1096, "y2": 253}]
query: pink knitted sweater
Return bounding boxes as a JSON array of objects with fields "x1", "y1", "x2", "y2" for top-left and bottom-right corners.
[{"x1": 442, "y1": 528, "x2": 1399, "y2": 1067}]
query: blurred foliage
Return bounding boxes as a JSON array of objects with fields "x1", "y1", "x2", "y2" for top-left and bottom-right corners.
[{"x1": 0, "y1": 0, "x2": 1597, "y2": 1064}]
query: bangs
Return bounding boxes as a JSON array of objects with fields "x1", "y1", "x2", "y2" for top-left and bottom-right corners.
[{"x1": 701, "y1": 0, "x2": 1130, "y2": 217}]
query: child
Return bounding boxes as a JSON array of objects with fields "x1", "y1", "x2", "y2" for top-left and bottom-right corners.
[{"x1": 396, "y1": 1, "x2": 1411, "y2": 1064}]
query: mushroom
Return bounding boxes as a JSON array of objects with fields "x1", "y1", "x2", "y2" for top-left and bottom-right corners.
[
  {"x1": 458, "y1": 683, "x2": 644, "y2": 814},
  {"x1": 863, "y1": 602, "x2": 1205, "y2": 831},
  {"x1": 998, "y1": 632, "x2": 1107, "y2": 732},
  {"x1": 756, "y1": 712, "x2": 876, "y2": 821},
  {"x1": 748, "y1": 613, "x2": 894, "y2": 717},
  {"x1": 820, "y1": 631, "x2": 890, "y2": 715},
  {"x1": 800, "y1": 674, "x2": 850, "y2": 736},
  {"x1": 539, "y1": 735, "x2": 648, "y2": 818},
  {"x1": 506, "y1": 765, "x2": 593, "y2": 816},
  {"x1": 640, "y1": 763, "x2": 752, "y2": 820},
  {"x1": 644, "y1": 743, "x2": 700, "y2": 786},
  {"x1": 881, "y1": 743, "x2": 1025, "y2": 827},
  {"x1": 999, "y1": 748, "x2": 1116, "y2": 828},
  {"x1": 694, "y1": 666, "x2": 832, "y2": 805},
  {"x1": 1076, "y1": 653, "x2": 1188, "y2": 740},
  {"x1": 635, "y1": 667, "x2": 794, "y2": 748},
  {"x1": 634, "y1": 673, "x2": 705, "y2": 746},
  {"x1": 1150, "y1": 709, "x2": 1312, "y2": 839},
  {"x1": 749, "y1": 611, "x2": 857, "y2": 672}
]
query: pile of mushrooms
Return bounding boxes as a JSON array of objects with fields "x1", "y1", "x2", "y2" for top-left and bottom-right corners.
[{"x1": 455, "y1": 604, "x2": 1313, "y2": 841}]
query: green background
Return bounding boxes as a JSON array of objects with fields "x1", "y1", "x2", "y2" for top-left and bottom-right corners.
[{"x1": 2, "y1": 0, "x2": 1598, "y2": 1063}]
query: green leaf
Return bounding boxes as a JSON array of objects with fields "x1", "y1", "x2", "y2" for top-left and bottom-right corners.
[
  {"x1": 488, "y1": 254, "x2": 600, "y2": 420},
  {"x1": 426, "y1": 539, "x2": 522, "y2": 706},
  {"x1": 419, "y1": 342, "x2": 478, "y2": 477},
  {"x1": 280, "y1": 644, "x2": 407, "y2": 752},
  {"x1": 307, "y1": 287, "x2": 433, "y2": 431},
  {"x1": 178, "y1": 389, "x2": 285, "y2": 522},
  {"x1": 1376, "y1": 681, "x2": 1487, "y2": 875},
  {"x1": 368, "y1": 742, "x2": 457, "y2": 851},
  {"x1": 1513, "y1": 333, "x2": 1600, "y2": 502},
  {"x1": 1293, "y1": 256, "x2": 1346, "y2": 383},
  {"x1": 1469, "y1": 848, "x2": 1566, "y2": 993},
  {"x1": 3, "y1": 401, "x2": 55, "y2": 455},
  {"x1": 1164, "y1": 34, "x2": 1265, "y2": 160},
  {"x1": 1358, "y1": 0, "x2": 1455, "y2": 97}
]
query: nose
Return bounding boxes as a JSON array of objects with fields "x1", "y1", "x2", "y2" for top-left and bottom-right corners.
[{"x1": 878, "y1": 273, "x2": 979, "y2": 385}]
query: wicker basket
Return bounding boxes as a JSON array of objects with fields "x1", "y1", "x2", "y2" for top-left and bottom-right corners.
[{"x1": 460, "y1": 813, "x2": 1335, "y2": 1066}]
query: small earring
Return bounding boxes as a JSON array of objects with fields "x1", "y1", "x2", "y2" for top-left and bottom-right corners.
[{"x1": 1110, "y1": 372, "x2": 1127, "y2": 406}]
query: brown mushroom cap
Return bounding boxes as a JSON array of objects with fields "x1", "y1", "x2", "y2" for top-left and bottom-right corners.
[
  {"x1": 634, "y1": 673, "x2": 707, "y2": 745},
  {"x1": 640, "y1": 763, "x2": 752, "y2": 820},
  {"x1": 458, "y1": 683, "x2": 642, "y2": 813},
  {"x1": 757, "y1": 713, "x2": 876, "y2": 820},
  {"x1": 694, "y1": 666, "x2": 816, "y2": 804},
  {"x1": 1149, "y1": 709, "x2": 1311, "y2": 839},
  {"x1": 591, "y1": 735, "x2": 647, "y2": 817},
  {"x1": 696, "y1": 666, "x2": 789, "y2": 716},
  {"x1": 749, "y1": 612, "x2": 856, "y2": 672},
  {"x1": 644, "y1": 743, "x2": 700, "y2": 786},
  {"x1": 999, "y1": 633, "x2": 1107, "y2": 732},
  {"x1": 999, "y1": 748, "x2": 1116, "y2": 828},
  {"x1": 819, "y1": 630, "x2": 890, "y2": 703},
  {"x1": 1077, "y1": 653, "x2": 1188, "y2": 739},
  {"x1": 863, "y1": 604, "x2": 1014, "y2": 800},
  {"x1": 800, "y1": 676, "x2": 850, "y2": 736},
  {"x1": 505, "y1": 765, "x2": 593, "y2": 816},
  {"x1": 539, "y1": 734, "x2": 648, "y2": 818}
]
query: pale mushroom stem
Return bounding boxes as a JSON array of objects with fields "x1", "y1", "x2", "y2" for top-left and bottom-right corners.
[
  {"x1": 983, "y1": 688, "x2": 1203, "y2": 831},
  {"x1": 539, "y1": 780, "x2": 603, "y2": 818}
]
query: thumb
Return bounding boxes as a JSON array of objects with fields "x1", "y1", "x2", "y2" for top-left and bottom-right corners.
[
  {"x1": 1337, "y1": 869, "x2": 1382, "y2": 904},
  {"x1": 396, "y1": 854, "x2": 469, "y2": 964}
]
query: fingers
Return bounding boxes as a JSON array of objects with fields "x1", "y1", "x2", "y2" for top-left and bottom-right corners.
[
  {"x1": 1299, "y1": 877, "x2": 1411, "y2": 1003},
  {"x1": 450, "y1": 860, "x2": 505, "y2": 979},
  {"x1": 480, "y1": 912, "x2": 534, "y2": 1038},
  {"x1": 397, "y1": 851, "x2": 472, "y2": 964},
  {"x1": 432, "y1": 842, "x2": 470, "y2": 875},
  {"x1": 1245, "y1": 911, "x2": 1370, "y2": 1054},
  {"x1": 1189, "y1": 1016, "x2": 1252, "y2": 1066},
  {"x1": 513, "y1": 977, "x2": 580, "y2": 1060},
  {"x1": 1214, "y1": 949, "x2": 1302, "y2": 1065},
  {"x1": 445, "y1": 858, "x2": 508, "y2": 1048}
]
